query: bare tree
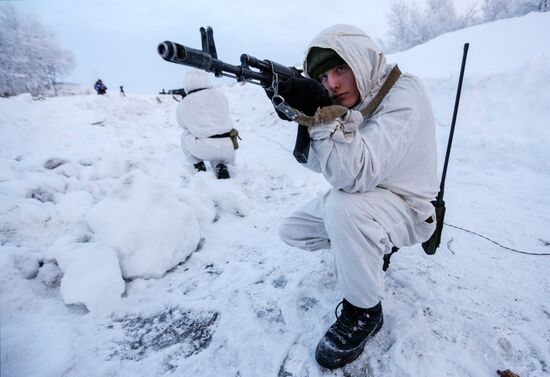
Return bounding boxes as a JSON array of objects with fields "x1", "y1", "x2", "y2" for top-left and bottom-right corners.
[
  {"x1": 457, "y1": 3, "x2": 483, "y2": 29},
  {"x1": 0, "y1": 4, "x2": 75, "y2": 96},
  {"x1": 386, "y1": 0, "x2": 426, "y2": 52},
  {"x1": 424, "y1": 0, "x2": 459, "y2": 38},
  {"x1": 482, "y1": 0, "x2": 512, "y2": 21},
  {"x1": 386, "y1": 0, "x2": 462, "y2": 52}
]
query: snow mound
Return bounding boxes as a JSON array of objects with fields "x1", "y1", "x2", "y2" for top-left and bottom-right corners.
[{"x1": 86, "y1": 172, "x2": 201, "y2": 279}]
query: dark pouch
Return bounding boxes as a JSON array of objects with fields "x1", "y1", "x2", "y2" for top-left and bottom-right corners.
[{"x1": 422, "y1": 200, "x2": 446, "y2": 255}]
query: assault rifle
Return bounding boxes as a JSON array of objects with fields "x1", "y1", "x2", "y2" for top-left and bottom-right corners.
[
  {"x1": 158, "y1": 88, "x2": 187, "y2": 101},
  {"x1": 157, "y1": 26, "x2": 310, "y2": 163}
]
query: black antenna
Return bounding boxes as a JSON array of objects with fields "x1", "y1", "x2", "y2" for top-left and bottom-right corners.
[
  {"x1": 422, "y1": 42, "x2": 469, "y2": 255},
  {"x1": 436, "y1": 42, "x2": 469, "y2": 205}
]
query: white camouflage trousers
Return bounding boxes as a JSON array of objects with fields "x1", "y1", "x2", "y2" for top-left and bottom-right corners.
[
  {"x1": 279, "y1": 187, "x2": 434, "y2": 309},
  {"x1": 181, "y1": 133, "x2": 235, "y2": 169}
]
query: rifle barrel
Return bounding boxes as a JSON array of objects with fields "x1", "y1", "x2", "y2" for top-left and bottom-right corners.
[
  {"x1": 157, "y1": 29, "x2": 311, "y2": 164},
  {"x1": 158, "y1": 41, "x2": 270, "y2": 86}
]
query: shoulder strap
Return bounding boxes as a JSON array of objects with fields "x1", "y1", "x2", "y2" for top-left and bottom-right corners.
[{"x1": 360, "y1": 64, "x2": 401, "y2": 118}]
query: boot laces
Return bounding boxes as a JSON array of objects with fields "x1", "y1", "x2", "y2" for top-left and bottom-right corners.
[
  {"x1": 334, "y1": 300, "x2": 370, "y2": 321},
  {"x1": 331, "y1": 300, "x2": 368, "y2": 341}
]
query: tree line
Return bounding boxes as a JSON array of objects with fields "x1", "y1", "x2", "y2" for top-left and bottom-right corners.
[
  {"x1": 0, "y1": 4, "x2": 75, "y2": 97},
  {"x1": 385, "y1": 0, "x2": 549, "y2": 52}
]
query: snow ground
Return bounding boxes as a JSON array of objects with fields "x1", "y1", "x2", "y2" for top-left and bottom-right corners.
[{"x1": 1, "y1": 12, "x2": 549, "y2": 377}]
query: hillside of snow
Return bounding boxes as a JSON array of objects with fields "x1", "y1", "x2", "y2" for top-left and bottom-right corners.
[{"x1": 1, "y1": 12, "x2": 549, "y2": 377}]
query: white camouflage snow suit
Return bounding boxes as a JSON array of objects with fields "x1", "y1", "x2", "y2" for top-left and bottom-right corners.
[
  {"x1": 176, "y1": 71, "x2": 235, "y2": 169},
  {"x1": 279, "y1": 24, "x2": 439, "y2": 308}
]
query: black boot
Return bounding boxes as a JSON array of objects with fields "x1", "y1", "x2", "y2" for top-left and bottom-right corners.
[
  {"x1": 193, "y1": 161, "x2": 206, "y2": 172},
  {"x1": 315, "y1": 299, "x2": 383, "y2": 369},
  {"x1": 215, "y1": 163, "x2": 230, "y2": 179}
]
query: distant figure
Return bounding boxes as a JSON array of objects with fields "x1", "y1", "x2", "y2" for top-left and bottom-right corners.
[
  {"x1": 119, "y1": 85, "x2": 126, "y2": 97},
  {"x1": 94, "y1": 79, "x2": 107, "y2": 95},
  {"x1": 176, "y1": 70, "x2": 238, "y2": 179}
]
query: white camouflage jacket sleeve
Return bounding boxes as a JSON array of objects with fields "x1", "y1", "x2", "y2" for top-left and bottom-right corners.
[{"x1": 304, "y1": 73, "x2": 438, "y2": 208}]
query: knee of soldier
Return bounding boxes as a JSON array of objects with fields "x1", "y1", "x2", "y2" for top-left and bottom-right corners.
[
  {"x1": 324, "y1": 190, "x2": 366, "y2": 226},
  {"x1": 278, "y1": 218, "x2": 330, "y2": 251},
  {"x1": 278, "y1": 217, "x2": 297, "y2": 246}
]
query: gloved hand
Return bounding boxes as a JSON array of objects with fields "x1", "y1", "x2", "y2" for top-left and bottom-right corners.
[
  {"x1": 266, "y1": 77, "x2": 332, "y2": 120},
  {"x1": 308, "y1": 109, "x2": 363, "y2": 141}
]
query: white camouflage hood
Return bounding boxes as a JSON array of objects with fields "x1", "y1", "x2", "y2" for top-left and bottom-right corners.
[
  {"x1": 184, "y1": 70, "x2": 213, "y2": 92},
  {"x1": 303, "y1": 24, "x2": 388, "y2": 107}
]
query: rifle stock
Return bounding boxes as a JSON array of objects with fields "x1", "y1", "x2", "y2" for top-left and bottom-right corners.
[{"x1": 157, "y1": 27, "x2": 310, "y2": 162}]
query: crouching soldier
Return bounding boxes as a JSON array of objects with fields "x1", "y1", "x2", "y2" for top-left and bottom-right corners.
[
  {"x1": 176, "y1": 70, "x2": 239, "y2": 179},
  {"x1": 274, "y1": 24, "x2": 439, "y2": 368}
]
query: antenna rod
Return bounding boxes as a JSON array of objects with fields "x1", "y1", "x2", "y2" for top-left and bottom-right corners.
[{"x1": 437, "y1": 42, "x2": 469, "y2": 204}]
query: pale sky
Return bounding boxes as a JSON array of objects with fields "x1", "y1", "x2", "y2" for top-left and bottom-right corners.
[{"x1": 10, "y1": 0, "x2": 480, "y2": 94}]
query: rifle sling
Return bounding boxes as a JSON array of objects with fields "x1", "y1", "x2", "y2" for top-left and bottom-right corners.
[
  {"x1": 295, "y1": 65, "x2": 401, "y2": 128},
  {"x1": 209, "y1": 131, "x2": 232, "y2": 138},
  {"x1": 186, "y1": 87, "x2": 206, "y2": 96},
  {"x1": 361, "y1": 64, "x2": 401, "y2": 118},
  {"x1": 209, "y1": 128, "x2": 240, "y2": 150}
]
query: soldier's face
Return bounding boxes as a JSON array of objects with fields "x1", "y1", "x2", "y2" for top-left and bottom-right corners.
[{"x1": 319, "y1": 64, "x2": 361, "y2": 108}]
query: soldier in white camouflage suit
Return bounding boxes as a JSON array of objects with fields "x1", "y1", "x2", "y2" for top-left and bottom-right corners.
[
  {"x1": 273, "y1": 24, "x2": 439, "y2": 368},
  {"x1": 176, "y1": 70, "x2": 237, "y2": 179}
]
